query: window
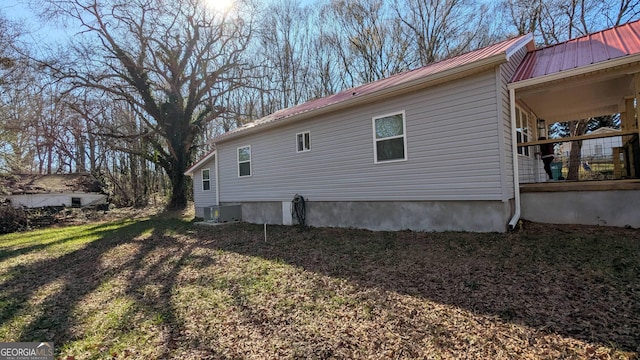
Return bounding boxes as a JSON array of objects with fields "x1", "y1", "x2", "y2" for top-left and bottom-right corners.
[
  {"x1": 373, "y1": 111, "x2": 407, "y2": 163},
  {"x1": 595, "y1": 144, "x2": 603, "y2": 157},
  {"x1": 296, "y1": 131, "x2": 311, "y2": 152},
  {"x1": 238, "y1": 145, "x2": 251, "y2": 177},
  {"x1": 516, "y1": 106, "x2": 530, "y2": 156},
  {"x1": 202, "y1": 168, "x2": 211, "y2": 191}
]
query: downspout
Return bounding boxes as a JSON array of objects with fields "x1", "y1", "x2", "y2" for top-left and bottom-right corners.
[
  {"x1": 214, "y1": 149, "x2": 220, "y2": 206},
  {"x1": 508, "y1": 88, "x2": 521, "y2": 228}
]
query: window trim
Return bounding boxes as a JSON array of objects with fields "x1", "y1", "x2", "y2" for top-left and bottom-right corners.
[
  {"x1": 296, "y1": 131, "x2": 311, "y2": 153},
  {"x1": 515, "y1": 105, "x2": 530, "y2": 157},
  {"x1": 201, "y1": 168, "x2": 211, "y2": 191},
  {"x1": 372, "y1": 110, "x2": 408, "y2": 164},
  {"x1": 237, "y1": 145, "x2": 252, "y2": 177}
]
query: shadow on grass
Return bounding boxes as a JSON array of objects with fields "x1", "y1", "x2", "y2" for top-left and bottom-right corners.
[
  {"x1": 196, "y1": 222, "x2": 640, "y2": 352},
  {"x1": 0, "y1": 215, "x2": 199, "y2": 358},
  {"x1": 0, "y1": 222, "x2": 138, "y2": 263}
]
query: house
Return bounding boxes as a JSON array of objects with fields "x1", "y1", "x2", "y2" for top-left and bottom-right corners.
[
  {"x1": 186, "y1": 20, "x2": 640, "y2": 231},
  {"x1": 0, "y1": 174, "x2": 108, "y2": 209},
  {"x1": 557, "y1": 127, "x2": 622, "y2": 160}
]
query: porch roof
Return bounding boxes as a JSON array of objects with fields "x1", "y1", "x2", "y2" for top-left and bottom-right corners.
[
  {"x1": 510, "y1": 20, "x2": 640, "y2": 123},
  {"x1": 511, "y1": 19, "x2": 640, "y2": 83}
]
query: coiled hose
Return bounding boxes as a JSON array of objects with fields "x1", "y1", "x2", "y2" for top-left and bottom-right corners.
[{"x1": 290, "y1": 194, "x2": 306, "y2": 225}]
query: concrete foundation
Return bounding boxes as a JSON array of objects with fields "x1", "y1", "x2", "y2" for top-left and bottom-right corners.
[
  {"x1": 236, "y1": 200, "x2": 511, "y2": 232},
  {"x1": 521, "y1": 190, "x2": 640, "y2": 228},
  {"x1": 237, "y1": 201, "x2": 283, "y2": 224}
]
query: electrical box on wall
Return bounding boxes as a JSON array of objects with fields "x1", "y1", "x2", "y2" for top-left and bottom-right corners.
[{"x1": 203, "y1": 205, "x2": 242, "y2": 223}]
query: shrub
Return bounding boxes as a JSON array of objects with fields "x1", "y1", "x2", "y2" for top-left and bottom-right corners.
[{"x1": 0, "y1": 204, "x2": 28, "y2": 234}]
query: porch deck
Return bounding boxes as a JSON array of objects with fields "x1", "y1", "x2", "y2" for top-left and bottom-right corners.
[
  {"x1": 520, "y1": 179, "x2": 640, "y2": 192},
  {"x1": 519, "y1": 179, "x2": 640, "y2": 228}
]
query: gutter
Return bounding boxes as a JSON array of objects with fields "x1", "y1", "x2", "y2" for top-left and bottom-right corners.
[
  {"x1": 215, "y1": 150, "x2": 220, "y2": 206},
  {"x1": 214, "y1": 53, "x2": 510, "y2": 145},
  {"x1": 508, "y1": 88, "x2": 521, "y2": 229}
]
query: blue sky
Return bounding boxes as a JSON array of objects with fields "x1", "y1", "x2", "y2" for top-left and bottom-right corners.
[{"x1": 1, "y1": 0, "x2": 71, "y2": 50}]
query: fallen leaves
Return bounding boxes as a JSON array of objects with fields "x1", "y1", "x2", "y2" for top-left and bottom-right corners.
[{"x1": 1, "y1": 218, "x2": 638, "y2": 359}]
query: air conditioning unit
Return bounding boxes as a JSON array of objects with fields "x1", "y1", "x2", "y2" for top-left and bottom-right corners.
[{"x1": 203, "y1": 204, "x2": 242, "y2": 223}]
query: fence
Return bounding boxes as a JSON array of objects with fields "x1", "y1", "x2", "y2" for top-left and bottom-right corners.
[{"x1": 518, "y1": 134, "x2": 638, "y2": 183}]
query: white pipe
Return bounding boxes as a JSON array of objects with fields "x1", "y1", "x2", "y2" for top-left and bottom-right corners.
[
  {"x1": 508, "y1": 88, "x2": 521, "y2": 229},
  {"x1": 214, "y1": 150, "x2": 220, "y2": 206}
]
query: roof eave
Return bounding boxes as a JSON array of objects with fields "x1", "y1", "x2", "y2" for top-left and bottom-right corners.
[
  {"x1": 185, "y1": 150, "x2": 216, "y2": 176},
  {"x1": 505, "y1": 33, "x2": 534, "y2": 61},
  {"x1": 213, "y1": 53, "x2": 509, "y2": 145},
  {"x1": 508, "y1": 53, "x2": 640, "y2": 90}
]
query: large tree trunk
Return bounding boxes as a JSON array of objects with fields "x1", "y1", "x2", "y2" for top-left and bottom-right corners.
[
  {"x1": 167, "y1": 169, "x2": 188, "y2": 210},
  {"x1": 566, "y1": 119, "x2": 589, "y2": 180},
  {"x1": 567, "y1": 140, "x2": 583, "y2": 180}
]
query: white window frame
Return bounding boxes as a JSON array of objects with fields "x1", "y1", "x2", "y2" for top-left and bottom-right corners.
[
  {"x1": 201, "y1": 168, "x2": 211, "y2": 191},
  {"x1": 237, "y1": 145, "x2": 252, "y2": 177},
  {"x1": 372, "y1": 110, "x2": 408, "y2": 164},
  {"x1": 515, "y1": 105, "x2": 530, "y2": 157},
  {"x1": 296, "y1": 131, "x2": 311, "y2": 153}
]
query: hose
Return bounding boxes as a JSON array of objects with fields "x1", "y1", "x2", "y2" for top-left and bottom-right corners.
[{"x1": 290, "y1": 194, "x2": 306, "y2": 225}]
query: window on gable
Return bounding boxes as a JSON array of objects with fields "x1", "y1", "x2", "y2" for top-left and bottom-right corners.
[
  {"x1": 516, "y1": 106, "x2": 530, "y2": 156},
  {"x1": 202, "y1": 168, "x2": 211, "y2": 191},
  {"x1": 595, "y1": 144, "x2": 603, "y2": 156},
  {"x1": 373, "y1": 111, "x2": 407, "y2": 163},
  {"x1": 297, "y1": 131, "x2": 311, "y2": 152},
  {"x1": 238, "y1": 145, "x2": 251, "y2": 177}
]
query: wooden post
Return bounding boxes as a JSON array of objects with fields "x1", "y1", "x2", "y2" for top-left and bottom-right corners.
[
  {"x1": 613, "y1": 147, "x2": 624, "y2": 179},
  {"x1": 623, "y1": 97, "x2": 635, "y2": 131}
]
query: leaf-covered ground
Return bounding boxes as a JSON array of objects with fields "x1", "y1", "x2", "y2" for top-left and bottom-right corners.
[{"x1": 0, "y1": 216, "x2": 638, "y2": 359}]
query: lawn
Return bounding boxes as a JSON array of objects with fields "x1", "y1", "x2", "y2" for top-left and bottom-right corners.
[{"x1": 0, "y1": 215, "x2": 638, "y2": 359}]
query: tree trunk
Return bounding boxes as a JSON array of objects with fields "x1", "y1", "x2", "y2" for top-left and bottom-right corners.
[
  {"x1": 567, "y1": 140, "x2": 583, "y2": 180},
  {"x1": 566, "y1": 119, "x2": 588, "y2": 180},
  {"x1": 167, "y1": 168, "x2": 188, "y2": 210}
]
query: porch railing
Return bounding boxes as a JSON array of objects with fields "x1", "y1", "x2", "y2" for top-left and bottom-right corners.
[{"x1": 517, "y1": 132, "x2": 639, "y2": 184}]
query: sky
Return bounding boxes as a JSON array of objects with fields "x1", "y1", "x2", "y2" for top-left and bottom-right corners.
[
  {"x1": 1, "y1": 0, "x2": 71, "y2": 51},
  {"x1": 1, "y1": 0, "x2": 263, "y2": 47}
]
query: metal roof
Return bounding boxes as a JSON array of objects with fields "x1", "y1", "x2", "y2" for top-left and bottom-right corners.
[
  {"x1": 212, "y1": 33, "x2": 532, "y2": 144},
  {"x1": 511, "y1": 20, "x2": 640, "y2": 83}
]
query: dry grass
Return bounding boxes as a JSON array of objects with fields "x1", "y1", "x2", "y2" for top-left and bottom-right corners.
[{"x1": 0, "y1": 216, "x2": 638, "y2": 359}]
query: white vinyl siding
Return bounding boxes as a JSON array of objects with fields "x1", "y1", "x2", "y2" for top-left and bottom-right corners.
[
  {"x1": 217, "y1": 70, "x2": 503, "y2": 202},
  {"x1": 192, "y1": 158, "x2": 217, "y2": 209},
  {"x1": 373, "y1": 111, "x2": 407, "y2": 163},
  {"x1": 238, "y1": 145, "x2": 251, "y2": 177},
  {"x1": 296, "y1": 131, "x2": 311, "y2": 152}
]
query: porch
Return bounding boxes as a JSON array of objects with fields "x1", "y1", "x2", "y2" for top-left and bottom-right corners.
[
  {"x1": 519, "y1": 180, "x2": 640, "y2": 228},
  {"x1": 507, "y1": 22, "x2": 640, "y2": 228}
]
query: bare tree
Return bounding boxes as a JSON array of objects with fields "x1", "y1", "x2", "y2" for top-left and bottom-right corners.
[
  {"x1": 258, "y1": 0, "x2": 315, "y2": 109},
  {"x1": 39, "y1": 0, "x2": 255, "y2": 209},
  {"x1": 500, "y1": 0, "x2": 543, "y2": 36},
  {"x1": 394, "y1": 0, "x2": 492, "y2": 66},
  {"x1": 325, "y1": 0, "x2": 413, "y2": 86}
]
